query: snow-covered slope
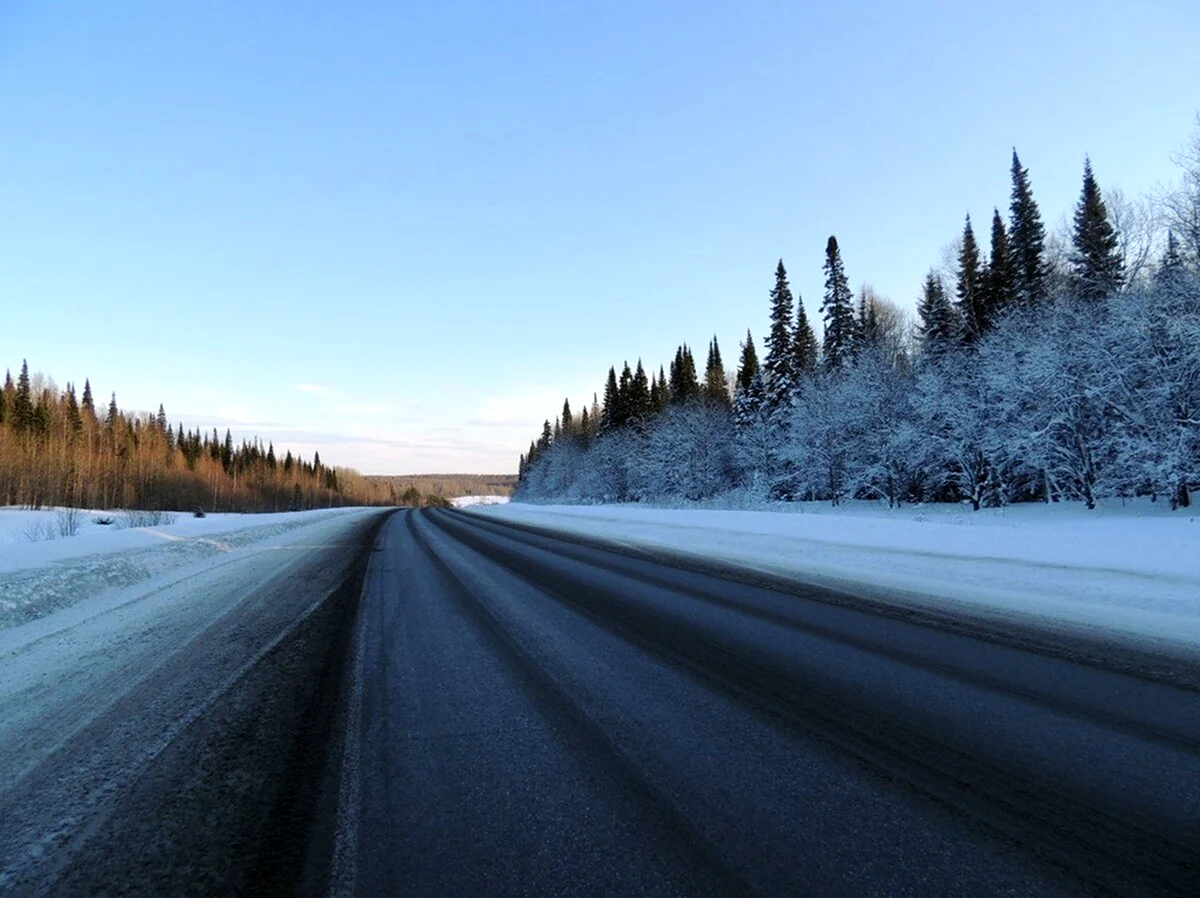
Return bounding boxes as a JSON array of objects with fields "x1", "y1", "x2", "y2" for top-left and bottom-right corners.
[
  {"x1": 0, "y1": 507, "x2": 371, "y2": 629},
  {"x1": 469, "y1": 500, "x2": 1200, "y2": 653}
]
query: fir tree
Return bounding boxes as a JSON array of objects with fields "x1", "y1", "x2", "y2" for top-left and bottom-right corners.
[
  {"x1": 856, "y1": 287, "x2": 882, "y2": 354},
  {"x1": 106, "y1": 392, "x2": 120, "y2": 429},
  {"x1": 982, "y1": 208, "x2": 1016, "y2": 324},
  {"x1": 600, "y1": 367, "x2": 619, "y2": 432},
  {"x1": 820, "y1": 237, "x2": 856, "y2": 370},
  {"x1": 630, "y1": 360, "x2": 652, "y2": 424},
  {"x1": 578, "y1": 406, "x2": 591, "y2": 448},
  {"x1": 1070, "y1": 157, "x2": 1123, "y2": 300},
  {"x1": 763, "y1": 260, "x2": 795, "y2": 408},
  {"x1": 538, "y1": 419, "x2": 553, "y2": 452},
  {"x1": 917, "y1": 271, "x2": 958, "y2": 357},
  {"x1": 735, "y1": 330, "x2": 760, "y2": 393},
  {"x1": 670, "y1": 345, "x2": 700, "y2": 404},
  {"x1": 561, "y1": 398, "x2": 574, "y2": 438},
  {"x1": 656, "y1": 366, "x2": 669, "y2": 412},
  {"x1": 793, "y1": 298, "x2": 819, "y2": 378},
  {"x1": 14, "y1": 360, "x2": 33, "y2": 434},
  {"x1": 956, "y1": 215, "x2": 986, "y2": 343},
  {"x1": 1009, "y1": 150, "x2": 1048, "y2": 306},
  {"x1": 1155, "y1": 230, "x2": 1187, "y2": 291},
  {"x1": 703, "y1": 337, "x2": 730, "y2": 407},
  {"x1": 617, "y1": 362, "x2": 635, "y2": 425},
  {"x1": 65, "y1": 383, "x2": 82, "y2": 437},
  {"x1": 81, "y1": 379, "x2": 95, "y2": 419}
]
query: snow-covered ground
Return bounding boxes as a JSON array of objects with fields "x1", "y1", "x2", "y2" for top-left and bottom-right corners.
[
  {"x1": 469, "y1": 499, "x2": 1200, "y2": 654},
  {"x1": 449, "y1": 495, "x2": 511, "y2": 508},
  {"x1": 0, "y1": 507, "x2": 371, "y2": 629}
]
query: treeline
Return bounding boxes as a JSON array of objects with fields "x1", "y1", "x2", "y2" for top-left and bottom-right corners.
[
  {"x1": 0, "y1": 367, "x2": 392, "y2": 511},
  {"x1": 366, "y1": 473, "x2": 517, "y2": 505},
  {"x1": 519, "y1": 125, "x2": 1200, "y2": 511}
]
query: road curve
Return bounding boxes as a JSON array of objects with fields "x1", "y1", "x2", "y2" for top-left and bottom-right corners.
[{"x1": 334, "y1": 508, "x2": 1200, "y2": 897}]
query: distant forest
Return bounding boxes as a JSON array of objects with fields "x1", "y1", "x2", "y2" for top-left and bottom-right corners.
[
  {"x1": 367, "y1": 474, "x2": 517, "y2": 507},
  {"x1": 0, "y1": 365, "x2": 393, "y2": 512},
  {"x1": 520, "y1": 120, "x2": 1200, "y2": 511}
]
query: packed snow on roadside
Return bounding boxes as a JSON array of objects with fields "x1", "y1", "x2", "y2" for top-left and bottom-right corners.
[
  {"x1": 469, "y1": 499, "x2": 1200, "y2": 653},
  {"x1": 450, "y1": 495, "x2": 511, "y2": 508},
  {"x1": 0, "y1": 507, "x2": 371, "y2": 629}
]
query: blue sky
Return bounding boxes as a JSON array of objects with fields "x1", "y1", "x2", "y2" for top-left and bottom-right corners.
[{"x1": 2, "y1": 1, "x2": 1197, "y2": 474}]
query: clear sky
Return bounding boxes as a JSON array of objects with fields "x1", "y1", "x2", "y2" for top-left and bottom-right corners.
[{"x1": 2, "y1": 1, "x2": 1197, "y2": 474}]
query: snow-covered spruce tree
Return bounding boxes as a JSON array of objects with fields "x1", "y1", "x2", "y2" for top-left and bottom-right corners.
[
  {"x1": 956, "y1": 214, "x2": 986, "y2": 343},
  {"x1": 793, "y1": 292, "x2": 819, "y2": 380},
  {"x1": 1071, "y1": 157, "x2": 1124, "y2": 301},
  {"x1": 982, "y1": 208, "x2": 1017, "y2": 325},
  {"x1": 762, "y1": 260, "x2": 795, "y2": 414},
  {"x1": 669, "y1": 345, "x2": 701, "y2": 405},
  {"x1": 629, "y1": 360, "x2": 653, "y2": 428},
  {"x1": 703, "y1": 337, "x2": 731, "y2": 407},
  {"x1": 1009, "y1": 150, "x2": 1049, "y2": 307},
  {"x1": 820, "y1": 237, "x2": 856, "y2": 371},
  {"x1": 917, "y1": 271, "x2": 959, "y2": 358}
]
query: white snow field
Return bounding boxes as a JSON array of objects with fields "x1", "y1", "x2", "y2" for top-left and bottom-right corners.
[
  {"x1": 0, "y1": 507, "x2": 372, "y2": 630},
  {"x1": 449, "y1": 495, "x2": 511, "y2": 508},
  {"x1": 469, "y1": 500, "x2": 1200, "y2": 655}
]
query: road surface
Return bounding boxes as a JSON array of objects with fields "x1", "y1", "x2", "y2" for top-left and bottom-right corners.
[{"x1": 2, "y1": 506, "x2": 1198, "y2": 895}]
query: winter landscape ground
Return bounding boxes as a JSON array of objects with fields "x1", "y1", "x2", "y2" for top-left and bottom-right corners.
[{"x1": 471, "y1": 498, "x2": 1200, "y2": 657}]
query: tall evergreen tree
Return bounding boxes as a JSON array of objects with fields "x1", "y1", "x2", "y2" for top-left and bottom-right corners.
[
  {"x1": 1155, "y1": 230, "x2": 1187, "y2": 291},
  {"x1": 669, "y1": 345, "x2": 700, "y2": 404},
  {"x1": 956, "y1": 215, "x2": 986, "y2": 343},
  {"x1": 735, "y1": 330, "x2": 760, "y2": 393},
  {"x1": 703, "y1": 337, "x2": 731, "y2": 407},
  {"x1": 630, "y1": 360, "x2": 652, "y2": 424},
  {"x1": 600, "y1": 367, "x2": 619, "y2": 432},
  {"x1": 561, "y1": 398, "x2": 574, "y2": 438},
  {"x1": 763, "y1": 260, "x2": 795, "y2": 409},
  {"x1": 856, "y1": 287, "x2": 882, "y2": 354},
  {"x1": 617, "y1": 362, "x2": 635, "y2": 425},
  {"x1": 1070, "y1": 157, "x2": 1123, "y2": 300},
  {"x1": 982, "y1": 208, "x2": 1016, "y2": 323},
  {"x1": 65, "y1": 383, "x2": 83, "y2": 437},
  {"x1": 793, "y1": 297, "x2": 819, "y2": 378},
  {"x1": 1009, "y1": 150, "x2": 1048, "y2": 306},
  {"x1": 13, "y1": 360, "x2": 33, "y2": 433},
  {"x1": 917, "y1": 271, "x2": 958, "y2": 357},
  {"x1": 820, "y1": 237, "x2": 856, "y2": 370},
  {"x1": 106, "y1": 392, "x2": 120, "y2": 429}
]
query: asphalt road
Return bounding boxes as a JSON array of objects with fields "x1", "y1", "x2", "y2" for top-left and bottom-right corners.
[
  {"x1": 3, "y1": 506, "x2": 1198, "y2": 896},
  {"x1": 335, "y1": 508, "x2": 1200, "y2": 897}
]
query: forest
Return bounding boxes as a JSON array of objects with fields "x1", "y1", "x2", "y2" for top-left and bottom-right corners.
[
  {"x1": 0, "y1": 370, "x2": 392, "y2": 512},
  {"x1": 518, "y1": 122, "x2": 1200, "y2": 512}
]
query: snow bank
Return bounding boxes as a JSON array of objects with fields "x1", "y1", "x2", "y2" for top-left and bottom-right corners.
[
  {"x1": 0, "y1": 507, "x2": 370, "y2": 629},
  {"x1": 469, "y1": 500, "x2": 1200, "y2": 653},
  {"x1": 449, "y1": 495, "x2": 510, "y2": 508}
]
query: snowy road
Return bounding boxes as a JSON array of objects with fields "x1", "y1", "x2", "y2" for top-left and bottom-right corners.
[
  {"x1": 337, "y1": 508, "x2": 1200, "y2": 897},
  {"x1": 0, "y1": 509, "x2": 390, "y2": 896},
  {"x1": 3, "y1": 506, "x2": 1198, "y2": 895}
]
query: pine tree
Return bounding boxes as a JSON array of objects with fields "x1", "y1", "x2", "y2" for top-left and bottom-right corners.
[
  {"x1": 600, "y1": 367, "x2": 619, "y2": 432},
  {"x1": 656, "y1": 367, "x2": 669, "y2": 412},
  {"x1": 1071, "y1": 157, "x2": 1123, "y2": 300},
  {"x1": 578, "y1": 406, "x2": 591, "y2": 448},
  {"x1": 982, "y1": 208, "x2": 1016, "y2": 324},
  {"x1": 763, "y1": 260, "x2": 795, "y2": 408},
  {"x1": 956, "y1": 215, "x2": 986, "y2": 343},
  {"x1": 538, "y1": 419, "x2": 553, "y2": 452},
  {"x1": 820, "y1": 237, "x2": 856, "y2": 370},
  {"x1": 703, "y1": 337, "x2": 730, "y2": 407},
  {"x1": 617, "y1": 362, "x2": 635, "y2": 425},
  {"x1": 856, "y1": 287, "x2": 882, "y2": 354},
  {"x1": 1009, "y1": 150, "x2": 1048, "y2": 306},
  {"x1": 630, "y1": 360, "x2": 652, "y2": 424},
  {"x1": 13, "y1": 360, "x2": 33, "y2": 434},
  {"x1": 735, "y1": 330, "x2": 760, "y2": 393},
  {"x1": 1155, "y1": 230, "x2": 1187, "y2": 291},
  {"x1": 917, "y1": 271, "x2": 958, "y2": 357},
  {"x1": 81, "y1": 379, "x2": 95, "y2": 420},
  {"x1": 65, "y1": 383, "x2": 83, "y2": 437},
  {"x1": 106, "y1": 392, "x2": 120, "y2": 429},
  {"x1": 793, "y1": 297, "x2": 819, "y2": 378},
  {"x1": 561, "y1": 398, "x2": 574, "y2": 439},
  {"x1": 670, "y1": 345, "x2": 700, "y2": 404}
]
